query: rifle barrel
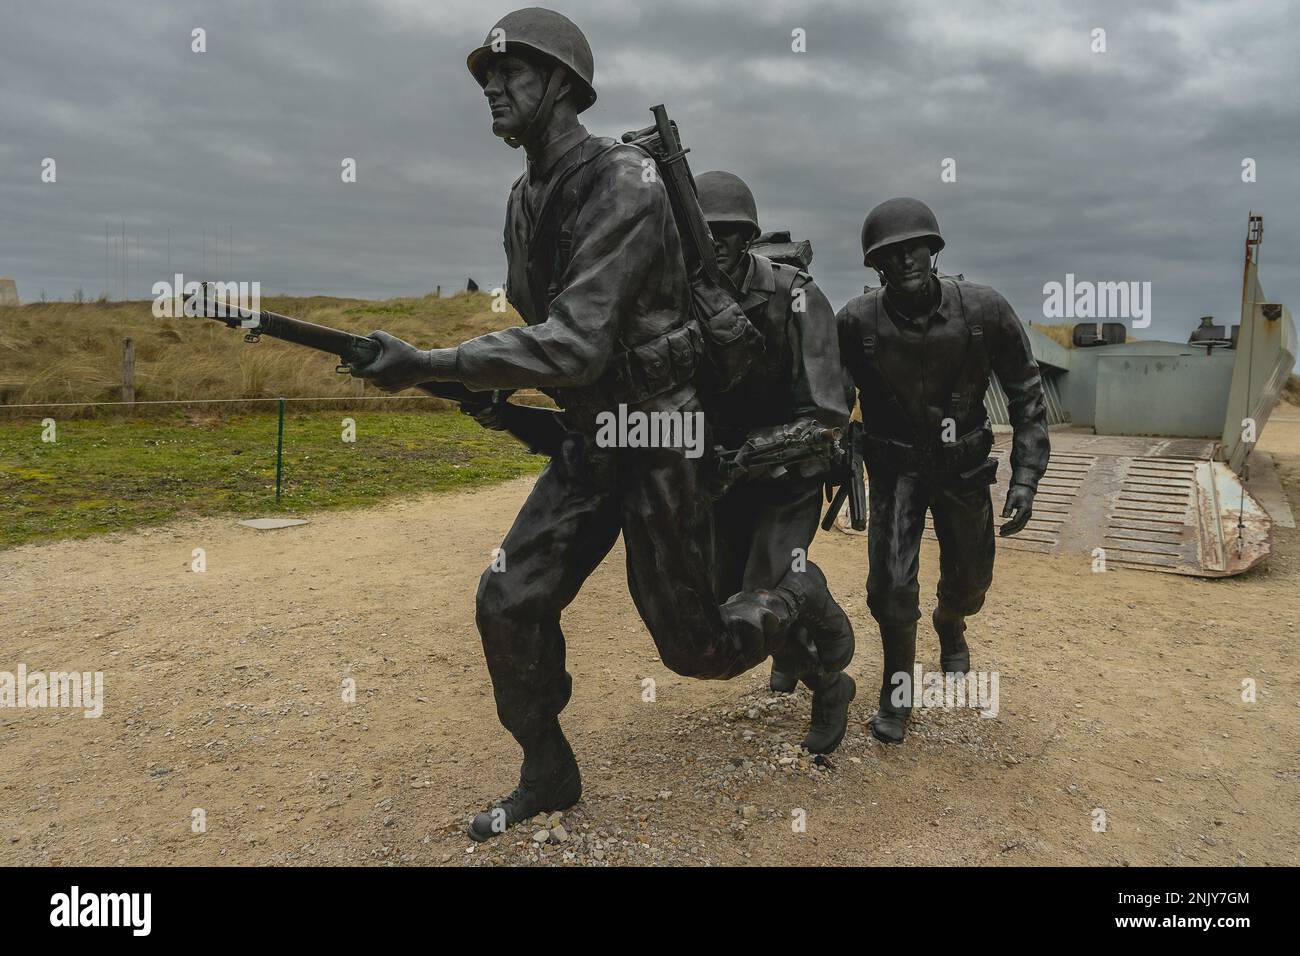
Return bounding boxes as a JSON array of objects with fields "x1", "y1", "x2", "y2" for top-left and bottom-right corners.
[{"x1": 646, "y1": 105, "x2": 719, "y2": 283}]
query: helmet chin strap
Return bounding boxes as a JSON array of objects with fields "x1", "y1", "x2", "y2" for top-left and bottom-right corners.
[{"x1": 505, "y1": 65, "x2": 567, "y2": 150}]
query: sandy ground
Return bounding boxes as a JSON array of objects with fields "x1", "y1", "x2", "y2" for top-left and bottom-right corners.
[{"x1": 2, "y1": 417, "x2": 1298, "y2": 867}]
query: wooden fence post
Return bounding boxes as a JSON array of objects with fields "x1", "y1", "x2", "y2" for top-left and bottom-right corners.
[{"x1": 122, "y1": 338, "x2": 135, "y2": 403}]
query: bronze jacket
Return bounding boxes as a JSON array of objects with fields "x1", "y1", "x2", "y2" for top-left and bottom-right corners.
[
  {"x1": 709, "y1": 252, "x2": 851, "y2": 442},
  {"x1": 837, "y1": 279, "x2": 1049, "y2": 489},
  {"x1": 450, "y1": 125, "x2": 697, "y2": 422}
]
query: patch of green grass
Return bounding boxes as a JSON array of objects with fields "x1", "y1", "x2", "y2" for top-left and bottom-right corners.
[{"x1": 0, "y1": 410, "x2": 544, "y2": 549}]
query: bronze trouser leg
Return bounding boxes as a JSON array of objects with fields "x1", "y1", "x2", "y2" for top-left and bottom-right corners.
[
  {"x1": 865, "y1": 467, "x2": 928, "y2": 627},
  {"x1": 864, "y1": 468, "x2": 994, "y2": 626},
  {"x1": 929, "y1": 480, "x2": 996, "y2": 618},
  {"x1": 479, "y1": 418, "x2": 811, "y2": 749},
  {"x1": 475, "y1": 433, "x2": 621, "y2": 745},
  {"x1": 710, "y1": 476, "x2": 760, "y2": 603},
  {"x1": 619, "y1": 439, "x2": 779, "y2": 680},
  {"x1": 864, "y1": 467, "x2": 929, "y2": 713},
  {"x1": 713, "y1": 475, "x2": 851, "y2": 683},
  {"x1": 929, "y1": 478, "x2": 995, "y2": 670}
]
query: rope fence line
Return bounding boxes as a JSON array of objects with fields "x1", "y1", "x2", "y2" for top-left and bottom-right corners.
[
  {"x1": 0, "y1": 395, "x2": 450, "y2": 409},
  {"x1": 3, "y1": 393, "x2": 500, "y2": 507}
]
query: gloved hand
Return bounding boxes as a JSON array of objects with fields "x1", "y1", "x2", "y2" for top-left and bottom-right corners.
[
  {"x1": 999, "y1": 482, "x2": 1036, "y2": 536},
  {"x1": 461, "y1": 395, "x2": 508, "y2": 431},
  {"x1": 350, "y1": 330, "x2": 457, "y2": 392}
]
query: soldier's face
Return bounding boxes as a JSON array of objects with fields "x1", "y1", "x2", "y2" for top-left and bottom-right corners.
[
  {"x1": 872, "y1": 238, "x2": 934, "y2": 296},
  {"x1": 711, "y1": 224, "x2": 752, "y2": 279},
  {"x1": 481, "y1": 54, "x2": 547, "y2": 140}
]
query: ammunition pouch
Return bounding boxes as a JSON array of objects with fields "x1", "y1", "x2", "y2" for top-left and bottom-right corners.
[
  {"x1": 556, "y1": 324, "x2": 703, "y2": 432},
  {"x1": 618, "y1": 134, "x2": 765, "y2": 397},
  {"x1": 862, "y1": 422, "x2": 994, "y2": 481},
  {"x1": 604, "y1": 323, "x2": 702, "y2": 405}
]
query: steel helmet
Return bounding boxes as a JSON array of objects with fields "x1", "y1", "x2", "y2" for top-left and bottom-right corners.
[
  {"x1": 696, "y1": 170, "x2": 760, "y2": 238},
  {"x1": 466, "y1": 8, "x2": 597, "y2": 113},
  {"x1": 861, "y1": 197, "x2": 945, "y2": 265}
]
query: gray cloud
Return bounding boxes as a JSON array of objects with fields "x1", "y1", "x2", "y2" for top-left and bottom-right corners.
[{"x1": 1, "y1": 0, "x2": 1297, "y2": 356}]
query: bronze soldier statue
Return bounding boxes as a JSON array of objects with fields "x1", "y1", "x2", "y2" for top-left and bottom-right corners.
[
  {"x1": 837, "y1": 198, "x2": 1049, "y2": 744},
  {"x1": 696, "y1": 170, "x2": 857, "y2": 753},
  {"x1": 350, "y1": 8, "x2": 849, "y2": 840}
]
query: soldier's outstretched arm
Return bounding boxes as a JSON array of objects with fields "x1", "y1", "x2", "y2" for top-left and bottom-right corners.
[
  {"x1": 348, "y1": 330, "x2": 457, "y2": 393},
  {"x1": 351, "y1": 156, "x2": 673, "y2": 394},
  {"x1": 989, "y1": 292, "x2": 1050, "y2": 535}
]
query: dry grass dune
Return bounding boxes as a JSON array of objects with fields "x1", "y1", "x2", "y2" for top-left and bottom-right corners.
[
  {"x1": 1, "y1": 303, "x2": 1293, "y2": 416},
  {"x1": 0, "y1": 292, "x2": 522, "y2": 409}
]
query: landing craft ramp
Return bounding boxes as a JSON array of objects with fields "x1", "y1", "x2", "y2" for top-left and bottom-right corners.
[
  {"x1": 978, "y1": 430, "x2": 1271, "y2": 576},
  {"x1": 832, "y1": 429, "x2": 1272, "y2": 576}
]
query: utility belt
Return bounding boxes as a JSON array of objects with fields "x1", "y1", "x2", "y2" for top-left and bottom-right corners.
[{"x1": 862, "y1": 422, "x2": 995, "y2": 480}]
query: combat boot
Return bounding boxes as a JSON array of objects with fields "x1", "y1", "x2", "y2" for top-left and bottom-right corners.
[
  {"x1": 800, "y1": 671, "x2": 857, "y2": 753},
  {"x1": 776, "y1": 563, "x2": 855, "y2": 673},
  {"x1": 933, "y1": 606, "x2": 970, "y2": 675},
  {"x1": 769, "y1": 666, "x2": 798, "y2": 694},
  {"x1": 869, "y1": 621, "x2": 916, "y2": 744},
  {"x1": 468, "y1": 720, "x2": 581, "y2": 842}
]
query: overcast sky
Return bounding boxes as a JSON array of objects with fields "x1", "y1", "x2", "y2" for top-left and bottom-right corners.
[{"x1": 2, "y1": 0, "x2": 1297, "y2": 351}]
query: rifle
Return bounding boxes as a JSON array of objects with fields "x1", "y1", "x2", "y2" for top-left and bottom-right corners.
[
  {"x1": 714, "y1": 421, "x2": 842, "y2": 486},
  {"x1": 622, "y1": 106, "x2": 763, "y2": 391},
  {"x1": 821, "y1": 421, "x2": 867, "y2": 532},
  {"x1": 185, "y1": 282, "x2": 566, "y2": 456},
  {"x1": 712, "y1": 420, "x2": 866, "y2": 531},
  {"x1": 623, "y1": 106, "x2": 725, "y2": 287}
]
